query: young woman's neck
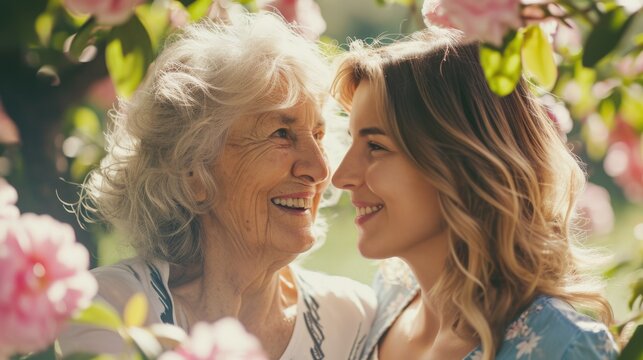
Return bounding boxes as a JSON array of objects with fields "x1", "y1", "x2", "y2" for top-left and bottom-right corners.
[{"x1": 399, "y1": 230, "x2": 453, "y2": 335}]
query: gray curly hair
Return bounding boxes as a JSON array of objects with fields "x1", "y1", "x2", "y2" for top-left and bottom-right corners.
[{"x1": 79, "y1": 12, "x2": 331, "y2": 266}]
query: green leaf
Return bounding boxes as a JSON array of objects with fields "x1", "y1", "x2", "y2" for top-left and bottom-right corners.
[
  {"x1": 124, "y1": 293, "x2": 148, "y2": 327},
  {"x1": 621, "y1": 89, "x2": 643, "y2": 131},
  {"x1": 392, "y1": 0, "x2": 414, "y2": 6},
  {"x1": 68, "y1": 18, "x2": 98, "y2": 61},
  {"x1": 583, "y1": 7, "x2": 636, "y2": 67},
  {"x1": 629, "y1": 276, "x2": 643, "y2": 310},
  {"x1": 598, "y1": 97, "x2": 616, "y2": 129},
  {"x1": 187, "y1": 0, "x2": 212, "y2": 21},
  {"x1": 135, "y1": 3, "x2": 170, "y2": 50},
  {"x1": 603, "y1": 260, "x2": 630, "y2": 278},
  {"x1": 35, "y1": 12, "x2": 54, "y2": 45},
  {"x1": 17, "y1": 345, "x2": 55, "y2": 359},
  {"x1": 635, "y1": 33, "x2": 643, "y2": 47},
  {"x1": 618, "y1": 324, "x2": 643, "y2": 360},
  {"x1": 522, "y1": 25, "x2": 557, "y2": 91},
  {"x1": 480, "y1": 32, "x2": 524, "y2": 97},
  {"x1": 72, "y1": 302, "x2": 123, "y2": 330},
  {"x1": 73, "y1": 107, "x2": 101, "y2": 137},
  {"x1": 105, "y1": 15, "x2": 153, "y2": 98}
]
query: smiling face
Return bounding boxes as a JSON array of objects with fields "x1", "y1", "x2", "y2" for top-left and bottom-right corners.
[
  {"x1": 206, "y1": 99, "x2": 329, "y2": 257},
  {"x1": 332, "y1": 80, "x2": 447, "y2": 260}
]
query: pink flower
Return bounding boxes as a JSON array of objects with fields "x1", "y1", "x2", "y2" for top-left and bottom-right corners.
[
  {"x1": 169, "y1": 2, "x2": 190, "y2": 30},
  {"x1": 604, "y1": 120, "x2": 643, "y2": 202},
  {"x1": 0, "y1": 214, "x2": 97, "y2": 357},
  {"x1": 539, "y1": 94, "x2": 572, "y2": 135},
  {"x1": 575, "y1": 183, "x2": 615, "y2": 236},
  {"x1": 63, "y1": 0, "x2": 143, "y2": 25},
  {"x1": 616, "y1": 52, "x2": 643, "y2": 78},
  {"x1": 553, "y1": 19, "x2": 582, "y2": 54},
  {"x1": 159, "y1": 318, "x2": 267, "y2": 360},
  {"x1": 0, "y1": 101, "x2": 20, "y2": 146},
  {"x1": 422, "y1": 0, "x2": 522, "y2": 47},
  {"x1": 0, "y1": 178, "x2": 19, "y2": 220},
  {"x1": 261, "y1": 0, "x2": 327, "y2": 40}
]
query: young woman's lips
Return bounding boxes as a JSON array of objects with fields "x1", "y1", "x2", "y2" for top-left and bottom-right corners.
[{"x1": 353, "y1": 203, "x2": 384, "y2": 225}]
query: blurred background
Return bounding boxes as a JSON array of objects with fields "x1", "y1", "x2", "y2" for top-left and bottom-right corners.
[{"x1": 0, "y1": 0, "x2": 641, "y2": 329}]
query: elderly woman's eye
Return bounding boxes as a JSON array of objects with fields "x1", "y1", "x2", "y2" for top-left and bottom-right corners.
[
  {"x1": 314, "y1": 130, "x2": 325, "y2": 141},
  {"x1": 271, "y1": 128, "x2": 289, "y2": 139}
]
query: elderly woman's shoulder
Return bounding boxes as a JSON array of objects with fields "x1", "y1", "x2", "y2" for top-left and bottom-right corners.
[
  {"x1": 292, "y1": 266, "x2": 376, "y2": 314},
  {"x1": 489, "y1": 296, "x2": 619, "y2": 360},
  {"x1": 90, "y1": 257, "x2": 170, "y2": 315}
]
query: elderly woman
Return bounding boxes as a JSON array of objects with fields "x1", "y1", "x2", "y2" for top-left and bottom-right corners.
[{"x1": 57, "y1": 12, "x2": 375, "y2": 359}]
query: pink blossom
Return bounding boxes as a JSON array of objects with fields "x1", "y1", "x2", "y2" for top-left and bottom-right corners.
[
  {"x1": 159, "y1": 318, "x2": 267, "y2": 360},
  {"x1": 0, "y1": 101, "x2": 20, "y2": 146},
  {"x1": 64, "y1": 0, "x2": 143, "y2": 25},
  {"x1": 616, "y1": 52, "x2": 643, "y2": 78},
  {"x1": 422, "y1": 0, "x2": 522, "y2": 47},
  {"x1": 0, "y1": 214, "x2": 97, "y2": 357},
  {"x1": 604, "y1": 120, "x2": 643, "y2": 202},
  {"x1": 261, "y1": 0, "x2": 327, "y2": 40},
  {"x1": 553, "y1": 20, "x2": 582, "y2": 54},
  {"x1": 169, "y1": 2, "x2": 190, "y2": 30},
  {"x1": 575, "y1": 183, "x2": 615, "y2": 236},
  {"x1": 539, "y1": 94, "x2": 572, "y2": 135},
  {"x1": 0, "y1": 178, "x2": 19, "y2": 220}
]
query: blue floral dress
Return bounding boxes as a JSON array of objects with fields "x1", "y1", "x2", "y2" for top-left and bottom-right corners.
[{"x1": 363, "y1": 266, "x2": 619, "y2": 360}]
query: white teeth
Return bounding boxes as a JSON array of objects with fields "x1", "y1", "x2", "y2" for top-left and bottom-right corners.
[
  {"x1": 357, "y1": 205, "x2": 383, "y2": 216},
  {"x1": 271, "y1": 197, "x2": 312, "y2": 210}
]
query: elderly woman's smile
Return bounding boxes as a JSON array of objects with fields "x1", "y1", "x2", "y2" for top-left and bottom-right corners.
[
  {"x1": 208, "y1": 101, "x2": 330, "y2": 254},
  {"x1": 271, "y1": 194, "x2": 313, "y2": 212},
  {"x1": 59, "y1": 14, "x2": 376, "y2": 360}
]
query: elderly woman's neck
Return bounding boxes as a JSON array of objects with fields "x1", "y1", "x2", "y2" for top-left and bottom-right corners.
[{"x1": 168, "y1": 239, "x2": 298, "y2": 330}]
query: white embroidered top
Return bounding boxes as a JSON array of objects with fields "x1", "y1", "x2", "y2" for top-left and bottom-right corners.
[{"x1": 56, "y1": 257, "x2": 376, "y2": 360}]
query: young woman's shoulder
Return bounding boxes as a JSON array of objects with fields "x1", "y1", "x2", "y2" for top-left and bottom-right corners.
[
  {"x1": 361, "y1": 267, "x2": 420, "y2": 360},
  {"x1": 473, "y1": 296, "x2": 619, "y2": 360}
]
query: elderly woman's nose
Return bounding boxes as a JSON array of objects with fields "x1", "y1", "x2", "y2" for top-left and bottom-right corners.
[{"x1": 292, "y1": 137, "x2": 329, "y2": 183}]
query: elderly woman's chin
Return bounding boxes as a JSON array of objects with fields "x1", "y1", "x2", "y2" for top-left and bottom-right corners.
[{"x1": 267, "y1": 221, "x2": 318, "y2": 255}]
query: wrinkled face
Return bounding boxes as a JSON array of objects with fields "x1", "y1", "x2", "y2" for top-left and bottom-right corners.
[
  {"x1": 332, "y1": 80, "x2": 446, "y2": 259},
  {"x1": 210, "y1": 99, "x2": 329, "y2": 256}
]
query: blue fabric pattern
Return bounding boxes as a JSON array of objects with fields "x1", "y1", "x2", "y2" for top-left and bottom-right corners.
[
  {"x1": 147, "y1": 263, "x2": 174, "y2": 325},
  {"x1": 363, "y1": 270, "x2": 619, "y2": 360}
]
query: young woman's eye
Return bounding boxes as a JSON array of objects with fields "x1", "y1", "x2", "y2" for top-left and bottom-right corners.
[
  {"x1": 368, "y1": 141, "x2": 387, "y2": 152},
  {"x1": 271, "y1": 128, "x2": 289, "y2": 139}
]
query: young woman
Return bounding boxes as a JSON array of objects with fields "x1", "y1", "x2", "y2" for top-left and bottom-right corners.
[{"x1": 331, "y1": 28, "x2": 619, "y2": 360}]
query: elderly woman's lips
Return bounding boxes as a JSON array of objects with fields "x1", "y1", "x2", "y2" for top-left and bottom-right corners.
[{"x1": 270, "y1": 196, "x2": 313, "y2": 210}]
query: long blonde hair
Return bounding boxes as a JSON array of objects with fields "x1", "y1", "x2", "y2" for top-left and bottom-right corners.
[{"x1": 332, "y1": 28, "x2": 613, "y2": 359}]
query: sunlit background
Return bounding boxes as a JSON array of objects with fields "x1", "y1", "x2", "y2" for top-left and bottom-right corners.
[{"x1": 1, "y1": 0, "x2": 642, "y2": 327}]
